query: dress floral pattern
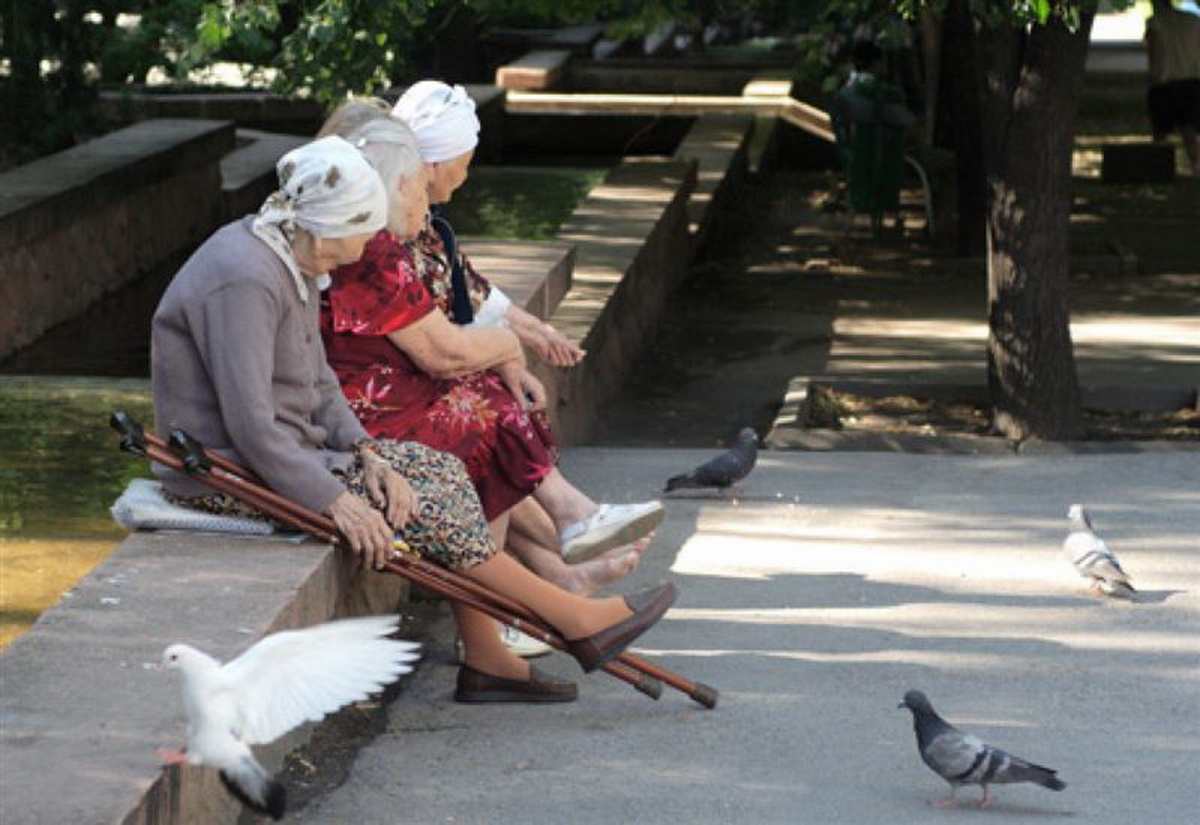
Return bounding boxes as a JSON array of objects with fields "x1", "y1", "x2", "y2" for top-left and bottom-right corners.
[
  {"x1": 321, "y1": 229, "x2": 557, "y2": 521},
  {"x1": 411, "y1": 225, "x2": 492, "y2": 323}
]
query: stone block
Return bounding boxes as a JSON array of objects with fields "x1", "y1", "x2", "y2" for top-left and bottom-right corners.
[
  {"x1": 672, "y1": 114, "x2": 754, "y2": 255},
  {"x1": 0, "y1": 119, "x2": 233, "y2": 360},
  {"x1": 495, "y1": 49, "x2": 572, "y2": 91},
  {"x1": 220, "y1": 129, "x2": 308, "y2": 220},
  {"x1": 539, "y1": 157, "x2": 696, "y2": 444},
  {"x1": 457, "y1": 238, "x2": 575, "y2": 319}
]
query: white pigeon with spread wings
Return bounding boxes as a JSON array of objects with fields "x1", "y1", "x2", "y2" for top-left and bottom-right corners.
[
  {"x1": 1063, "y1": 504, "x2": 1136, "y2": 599},
  {"x1": 159, "y1": 615, "x2": 420, "y2": 820}
]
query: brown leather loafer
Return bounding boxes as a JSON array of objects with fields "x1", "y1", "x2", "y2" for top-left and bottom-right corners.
[
  {"x1": 454, "y1": 664, "x2": 578, "y2": 703},
  {"x1": 567, "y1": 582, "x2": 678, "y2": 673}
]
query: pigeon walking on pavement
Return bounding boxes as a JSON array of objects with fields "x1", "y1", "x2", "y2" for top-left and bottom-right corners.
[
  {"x1": 158, "y1": 615, "x2": 420, "y2": 820},
  {"x1": 1063, "y1": 504, "x2": 1136, "y2": 599},
  {"x1": 898, "y1": 690, "x2": 1066, "y2": 809},
  {"x1": 664, "y1": 426, "x2": 758, "y2": 493}
]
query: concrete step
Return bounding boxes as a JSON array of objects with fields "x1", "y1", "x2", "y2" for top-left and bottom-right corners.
[{"x1": 458, "y1": 237, "x2": 575, "y2": 319}]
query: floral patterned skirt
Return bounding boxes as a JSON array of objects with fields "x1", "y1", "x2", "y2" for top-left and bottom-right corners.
[
  {"x1": 351, "y1": 370, "x2": 558, "y2": 521},
  {"x1": 165, "y1": 440, "x2": 493, "y2": 570}
]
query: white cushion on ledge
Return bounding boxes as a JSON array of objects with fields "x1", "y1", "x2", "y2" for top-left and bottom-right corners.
[{"x1": 110, "y1": 478, "x2": 275, "y2": 535}]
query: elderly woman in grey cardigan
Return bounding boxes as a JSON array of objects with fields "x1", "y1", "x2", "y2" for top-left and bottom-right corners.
[{"x1": 151, "y1": 136, "x2": 676, "y2": 702}]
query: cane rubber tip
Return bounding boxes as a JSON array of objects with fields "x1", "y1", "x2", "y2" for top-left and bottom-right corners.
[
  {"x1": 635, "y1": 676, "x2": 664, "y2": 700},
  {"x1": 691, "y1": 683, "x2": 719, "y2": 709}
]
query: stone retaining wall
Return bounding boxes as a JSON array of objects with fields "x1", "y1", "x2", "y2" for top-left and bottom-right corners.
[
  {"x1": 537, "y1": 157, "x2": 697, "y2": 444},
  {"x1": 0, "y1": 531, "x2": 408, "y2": 825},
  {"x1": 0, "y1": 119, "x2": 233, "y2": 361}
]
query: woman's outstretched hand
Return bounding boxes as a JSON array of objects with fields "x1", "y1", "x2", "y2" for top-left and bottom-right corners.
[
  {"x1": 327, "y1": 491, "x2": 394, "y2": 570},
  {"x1": 531, "y1": 323, "x2": 585, "y2": 368},
  {"x1": 505, "y1": 305, "x2": 585, "y2": 368}
]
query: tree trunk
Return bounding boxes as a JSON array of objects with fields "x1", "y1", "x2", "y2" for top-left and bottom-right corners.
[
  {"x1": 938, "y1": 0, "x2": 987, "y2": 257},
  {"x1": 976, "y1": 13, "x2": 1093, "y2": 441}
]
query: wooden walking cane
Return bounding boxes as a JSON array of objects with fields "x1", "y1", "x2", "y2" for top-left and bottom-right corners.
[
  {"x1": 112, "y1": 413, "x2": 719, "y2": 708},
  {"x1": 162, "y1": 428, "x2": 664, "y2": 702}
]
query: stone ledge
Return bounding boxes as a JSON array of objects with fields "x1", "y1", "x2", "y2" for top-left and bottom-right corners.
[
  {"x1": 537, "y1": 157, "x2": 697, "y2": 444},
  {"x1": 0, "y1": 531, "x2": 407, "y2": 825},
  {"x1": 0, "y1": 119, "x2": 234, "y2": 360},
  {"x1": 567, "y1": 60, "x2": 792, "y2": 95},
  {"x1": 458, "y1": 237, "x2": 575, "y2": 320},
  {"x1": 767, "y1": 376, "x2": 1200, "y2": 454},
  {"x1": 0, "y1": 119, "x2": 234, "y2": 253},
  {"x1": 100, "y1": 91, "x2": 324, "y2": 134},
  {"x1": 220, "y1": 128, "x2": 308, "y2": 221},
  {"x1": 672, "y1": 114, "x2": 754, "y2": 256},
  {"x1": 495, "y1": 50, "x2": 572, "y2": 92}
]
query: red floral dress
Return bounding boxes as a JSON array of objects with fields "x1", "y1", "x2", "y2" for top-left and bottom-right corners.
[{"x1": 321, "y1": 230, "x2": 557, "y2": 521}]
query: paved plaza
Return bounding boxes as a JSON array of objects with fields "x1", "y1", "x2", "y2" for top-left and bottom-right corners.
[{"x1": 295, "y1": 447, "x2": 1200, "y2": 824}]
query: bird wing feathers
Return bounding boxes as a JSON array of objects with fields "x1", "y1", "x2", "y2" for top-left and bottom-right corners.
[
  {"x1": 1063, "y1": 531, "x2": 1131, "y2": 585},
  {"x1": 692, "y1": 451, "x2": 745, "y2": 486},
  {"x1": 925, "y1": 729, "x2": 1064, "y2": 790},
  {"x1": 217, "y1": 615, "x2": 420, "y2": 745},
  {"x1": 923, "y1": 729, "x2": 990, "y2": 781}
]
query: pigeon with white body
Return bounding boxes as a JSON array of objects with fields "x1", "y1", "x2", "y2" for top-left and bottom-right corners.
[
  {"x1": 1063, "y1": 504, "x2": 1136, "y2": 599},
  {"x1": 158, "y1": 615, "x2": 420, "y2": 820},
  {"x1": 898, "y1": 690, "x2": 1066, "y2": 808},
  {"x1": 664, "y1": 426, "x2": 758, "y2": 493}
]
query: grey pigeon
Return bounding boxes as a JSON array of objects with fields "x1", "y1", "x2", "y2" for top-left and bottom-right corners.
[
  {"x1": 898, "y1": 690, "x2": 1066, "y2": 809},
  {"x1": 1063, "y1": 504, "x2": 1135, "y2": 598},
  {"x1": 664, "y1": 427, "x2": 758, "y2": 493},
  {"x1": 158, "y1": 616, "x2": 420, "y2": 820}
]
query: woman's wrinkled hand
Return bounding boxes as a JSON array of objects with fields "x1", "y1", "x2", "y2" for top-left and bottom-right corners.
[
  {"x1": 495, "y1": 360, "x2": 546, "y2": 411},
  {"x1": 362, "y1": 456, "x2": 419, "y2": 528},
  {"x1": 326, "y1": 490, "x2": 395, "y2": 570}
]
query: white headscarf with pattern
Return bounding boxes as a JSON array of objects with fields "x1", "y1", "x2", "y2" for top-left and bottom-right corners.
[
  {"x1": 391, "y1": 81, "x2": 480, "y2": 163},
  {"x1": 251, "y1": 135, "x2": 387, "y2": 302}
]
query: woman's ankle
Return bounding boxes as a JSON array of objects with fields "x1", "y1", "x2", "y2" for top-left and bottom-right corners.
[{"x1": 463, "y1": 650, "x2": 529, "y2": 680}]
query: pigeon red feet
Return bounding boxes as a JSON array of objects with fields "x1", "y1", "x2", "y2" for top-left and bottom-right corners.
[
  {"x1": 978, "y1": 787, "x2": 994, "y2": 808},
  {"x1": 156, "y1": 746, "x2": 188, "y2": 765}
]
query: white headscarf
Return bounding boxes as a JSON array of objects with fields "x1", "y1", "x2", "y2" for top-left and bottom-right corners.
[
  {"x1": 252, "y1": 135, "x2": 387, "y2": 302},
  {"x1": 391, "y1": 81, "x2": 480, "y2": 163}
]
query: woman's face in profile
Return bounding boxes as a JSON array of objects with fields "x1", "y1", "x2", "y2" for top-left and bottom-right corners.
[
  {"x1": 427, "y1": 149, "x2": 474, "y2": 205},
  {"x1": 390, "y1": 166, "x2": 431, "y2": 240}
]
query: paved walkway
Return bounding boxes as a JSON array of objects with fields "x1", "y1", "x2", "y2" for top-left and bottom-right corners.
[
  {"x1": 594, "y1": 169, "x2": 1199, "y2": 448},
  {"x1": 294, "y1": 448, "x2": 1199, "y2": 824}
]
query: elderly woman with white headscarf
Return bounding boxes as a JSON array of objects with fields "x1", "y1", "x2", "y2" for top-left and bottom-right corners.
[
  {"x1": 318, "y1": 86, "x2": 664, "y2": 581},
  {"x1": 151, "y1": 135, "x2": 677, "y2": 703}
]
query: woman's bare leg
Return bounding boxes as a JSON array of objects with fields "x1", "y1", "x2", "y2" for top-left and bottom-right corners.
[
  {"x1": 455, "y1": 507, "x2": 646, "y2": 679},
  {"x1": 463, "y1": 551, "x2": 631, "y2": 640},
  {"x1": 453, "y1": 602, "x2": 529, "y2": 679},
  {"x1": 506, "y1": 496, "x2": 644, "y2": 593},
  {"x1": 509, "y1": 530, "x2": 645, "y2": 595},
  {"x1": 507, "y1": 495, "x2": 561, "y2": 550},
  {"x1": 530, "y1": 468, "x2": 597, "y2": 530}
]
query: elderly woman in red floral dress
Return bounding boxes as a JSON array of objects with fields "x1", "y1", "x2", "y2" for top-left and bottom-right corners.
[{"x1": 319, "y1": 101, "x2": 663, "y2": 602}]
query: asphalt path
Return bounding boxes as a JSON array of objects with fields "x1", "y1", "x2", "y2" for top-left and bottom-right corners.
[{"x1": 294, "y1": 448, "x2": 1199, "y2": 824}]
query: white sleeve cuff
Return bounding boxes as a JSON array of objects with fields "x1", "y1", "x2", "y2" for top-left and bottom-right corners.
[{"x1": 466, "y1": 287, "x2": 512, "y2": 328}]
